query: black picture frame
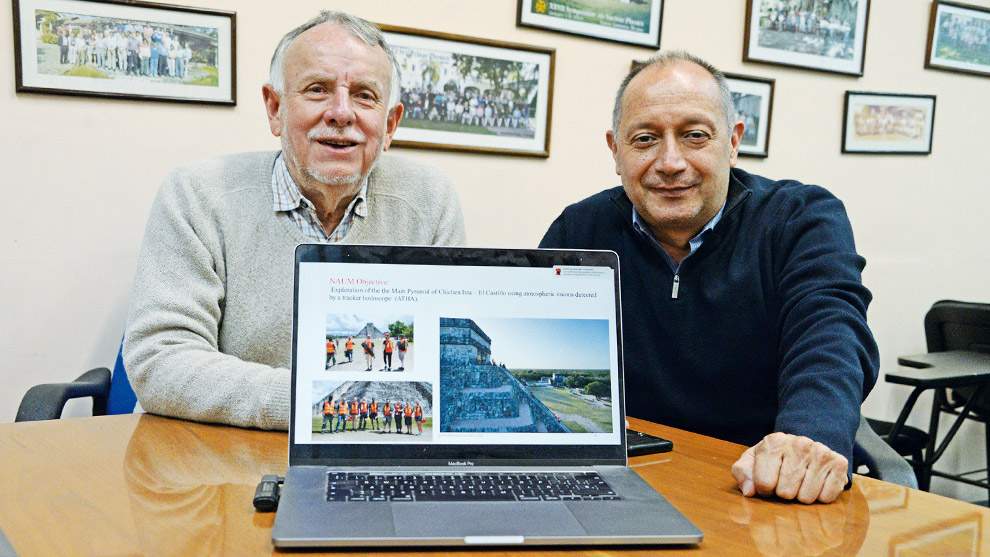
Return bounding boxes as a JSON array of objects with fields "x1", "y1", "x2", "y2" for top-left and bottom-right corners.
[
  {"x1": 516, "y1": 0, "x2": 663, "y2": 48},
  {"x1": 841, "y1": 91, "x2": 936, "y2": 155},
  {"x1": 925, "y1": 0, "x2": 990, "y2": 79},
  {"x1": 743, "y1": 0, "x2": 871, "y2": 76},
  {"x1": 724, "y1": 72, "x2": 775, "y2": 158},
  {"x1": 13, "y1": 0, "x2": 236, "y2": 105},
  {"x1": 382, "y1": 24, "x2": 555, "y2": 158}
]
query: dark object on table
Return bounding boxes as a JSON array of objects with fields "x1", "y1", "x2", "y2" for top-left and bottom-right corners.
[{"x1": 627, "y1": 429, "x2": 673, "y2": 457}]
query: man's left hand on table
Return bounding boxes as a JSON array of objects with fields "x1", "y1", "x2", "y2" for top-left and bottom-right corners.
[{"x1": 731, "y1": 432, "x2": 848, "y2": 504}]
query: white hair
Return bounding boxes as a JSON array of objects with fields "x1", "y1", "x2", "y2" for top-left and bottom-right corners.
[{"x1": 267, "y1": 11, "x2": 401, "y2": 108}]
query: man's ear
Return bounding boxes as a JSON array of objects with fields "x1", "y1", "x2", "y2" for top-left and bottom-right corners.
[
  {"x1": 262, "y1": 84, "x2": 283, "y2": 137},
  {"x1": 382, "y1": 103, "x2": 404, "y2": 151},
  {"x1": 606, "y1": 129, "x2": 621, "y2": 176},
  {"x1": 729, "y1": 120, "x2": 744, "y2": 168}
]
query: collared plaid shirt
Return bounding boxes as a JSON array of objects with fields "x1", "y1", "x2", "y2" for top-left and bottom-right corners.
[{"x1": 271, "y1": 153, "x2": 367, "y2": 242}]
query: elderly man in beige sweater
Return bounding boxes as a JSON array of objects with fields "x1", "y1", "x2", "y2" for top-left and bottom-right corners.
[{"x1": 123, "y1": 11, "x2": 465, "y2": 430}]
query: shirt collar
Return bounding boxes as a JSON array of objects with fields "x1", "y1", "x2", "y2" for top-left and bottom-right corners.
[
  {"x1": 271, "y1": 153, "x2": 368, "y2": 218},
  {"x1": 631, "y1": 200, "x2": 725, "y2": 255}
]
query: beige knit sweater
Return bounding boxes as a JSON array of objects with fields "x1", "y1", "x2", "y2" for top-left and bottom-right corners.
[{"x1": 123, "y1": 151, "x2": 465, "y2": 430}]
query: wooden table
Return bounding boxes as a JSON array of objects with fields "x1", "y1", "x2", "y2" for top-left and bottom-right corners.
[{"x1": 1, "y1": 414, "x2": 988, "y2": 555}]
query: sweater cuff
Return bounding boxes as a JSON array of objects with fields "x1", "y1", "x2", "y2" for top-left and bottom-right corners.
[{"x1": 260, "y1": 368, "x2": 292, "y2": 430}]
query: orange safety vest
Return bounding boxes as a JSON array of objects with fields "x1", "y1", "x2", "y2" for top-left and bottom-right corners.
[
  {"x1": 363, "y1": 341, "x2": 373, "y2": 354},
  {"x1": 323, "y1": 401, "x2": 333, "y2": 415},
  {"x1": 370, "y1": 402, "x2": 378, "y2": 413},
  {"x1": 338, "y1": 401, "x2": 347, "y2": 414},
  {"x1": 345, "y1": 340, "x2": 354, "y2": 350},
  {"x1": 383, "y1": 404, "x2": 392, "y2": 414},
  {"x1": 384, "y1": 340, "x2": 393, "y2": 353},
  {"x1": 394, "y1": 404, "x2": 403, "y2": 415},
  {"x1": 349, "y1": 401, "x2": 359, "y2": 414},
  {"x1": 359, "y1": 401, "x2": 368, "y2": 413},
  {"x1": 404, "y1": 406, "x2": 413, "y2": 417},
  {"x1": 414, "y1": 406, "x2": 422, "y2": 418},
  {"x1": 326, "y1": 341, "x2": 335, "y2": 353},
  {"x1": 398, "y1": 339, "x2": 407, "y2": 351}
]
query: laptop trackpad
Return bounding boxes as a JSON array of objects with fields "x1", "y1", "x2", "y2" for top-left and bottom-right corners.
[{"x1": 392, "y1": 503, "x2": 585, "y2": 537}]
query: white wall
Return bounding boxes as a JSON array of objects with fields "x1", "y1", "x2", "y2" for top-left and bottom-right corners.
[{"x1": 3, "y1": 0, "x2": 989, "y2": 499}]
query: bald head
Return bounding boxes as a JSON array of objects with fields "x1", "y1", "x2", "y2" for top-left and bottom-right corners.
[{"x1": 612, "y1": 51, "x2": 736, "y2": 133}]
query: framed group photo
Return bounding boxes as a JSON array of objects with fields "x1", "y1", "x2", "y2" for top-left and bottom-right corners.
[
  {"x1": 926, "y1": 0, "x2": 990, "y2": 78},
  {"x1": 725, "y1": 73, "x2": 775, "y2": 158},
  {"x1": 12, "y1": 0, "x2": 235, "y2": 105},
  {"x1": 744, "y1": 0, "x2": 871, "y2": 76},
  {"x1": 516, "y1": 0, "x2": 663, "y2": 48},
  {"x1": 842, "y1": 91, "x2": 936, "y2": 155},
  {"x1": 382, "y1": 25, "x2": 555, "y2": 157}
]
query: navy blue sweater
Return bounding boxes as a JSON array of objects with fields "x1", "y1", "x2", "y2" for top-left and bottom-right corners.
[{"x1": 540, "y1": 168, "x2": 879, "y2": 465}]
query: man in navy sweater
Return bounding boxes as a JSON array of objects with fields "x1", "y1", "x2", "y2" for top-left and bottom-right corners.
[{"x1": 540, "y1": 52, "x2": 878, "y2": 504}]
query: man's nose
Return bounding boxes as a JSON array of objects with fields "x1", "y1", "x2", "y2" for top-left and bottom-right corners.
[
  {"x1": 655, "y1": 139, "x2": 688, "y2": 174},
  {"x1": 322, "y1": 89, "x2": 355, "y2": 127}
]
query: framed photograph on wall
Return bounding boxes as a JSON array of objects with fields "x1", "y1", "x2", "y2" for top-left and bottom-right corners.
[
  {"x1": 926, "y1": 0, "x2": 990, "y2": 78},
  {"x1": 12, "y1": 0, "x2": 235, "y2": 105},
  {"x1": 842, "y1": 91, "x2": 936, "y2": 155},
  {"x1": 724, "y1": 72, "x2": 775, "y2": 158},
  {"x1": 516, "y1": 0, "x2": 663, "y2": 48},
  {"x1": 382, "y1": 25, "x2": 555, "y2": 158},
  {"x1": 744, "y1": 0, "x2": 871, "y2": 76}
]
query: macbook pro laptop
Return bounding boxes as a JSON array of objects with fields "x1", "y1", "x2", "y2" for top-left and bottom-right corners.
[{"x1": 271, "y1": 244, "x2": 702, "y2": 548}]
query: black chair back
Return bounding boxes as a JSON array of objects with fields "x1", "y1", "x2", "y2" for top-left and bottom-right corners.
[{"x1": 926, "y1": 300, "x2": 990, "y2": 418}]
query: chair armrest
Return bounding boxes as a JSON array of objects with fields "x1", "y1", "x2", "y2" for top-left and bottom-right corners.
[
  {"x1": 854, "y1": 415, "x2": 919, "y2": 489},
  {"x1": 15, "y1": 367, "x2": 112, "y2": 421}
]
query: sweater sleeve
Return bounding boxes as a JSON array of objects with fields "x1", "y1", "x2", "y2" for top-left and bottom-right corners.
[
  {"x1": 123, "y1": 169, "x2": 290, "y2": 431},
  {"x1": 430, "y1": 174, "x2": 467, "y2": 246},
  {"x1": 771, "y1": 185, "x2": 879, "y2": 467},
  {"x1": 538, "y1": 213, "x2": 567, "y2": 248}
]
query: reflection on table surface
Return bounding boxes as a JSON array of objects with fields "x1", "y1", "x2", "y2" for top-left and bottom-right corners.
[{"x1": 0, "y1": 414, "x2": 987, "y2": 555}]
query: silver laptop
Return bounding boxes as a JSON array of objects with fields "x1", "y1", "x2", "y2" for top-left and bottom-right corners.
[{"x1": 272, "y1": 244, "x2": 702, "y2": 548}]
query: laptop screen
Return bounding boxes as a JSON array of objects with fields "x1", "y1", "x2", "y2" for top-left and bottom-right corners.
[{"x1": 290, "y1": 245, "x2": 626, "y2": 466}]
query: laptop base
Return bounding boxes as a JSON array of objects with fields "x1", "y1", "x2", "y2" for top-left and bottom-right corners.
[{"x1": 272, "y1": 465, "x2": 702, "y2": 548}]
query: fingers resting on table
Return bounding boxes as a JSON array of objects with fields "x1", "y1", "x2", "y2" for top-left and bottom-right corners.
[{"x1": 730, "y1": 432, "x2": 847, "y2": 504}]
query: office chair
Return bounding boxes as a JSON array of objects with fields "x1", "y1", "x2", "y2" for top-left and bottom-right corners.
[
  {"x1": 853, "y1": 415, "x2": 920, "y2": 488},
  {"x1": 922, "y1": 300, "x2": 990, "y2": 494},
  {"x1": 926, "y1": 300, "x2": 990, "y2": 419},
  {"x1": 15, "y1": 340, "x2": 138, "y2": 421},
  {"x1": 867, "y1": 300, "x2": 990, "y2": 494}
]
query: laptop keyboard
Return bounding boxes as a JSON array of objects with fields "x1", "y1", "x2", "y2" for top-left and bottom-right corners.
[{"x1": 326, "y1": 471, "x2": 619, "y2": 502}]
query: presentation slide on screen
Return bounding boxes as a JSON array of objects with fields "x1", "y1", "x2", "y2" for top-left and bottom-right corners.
[{"x1": 294, "y1": 262, "x2": 621, "y2": 447}]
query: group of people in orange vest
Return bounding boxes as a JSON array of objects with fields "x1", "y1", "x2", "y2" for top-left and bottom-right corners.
[
  {"x1": 325, "y1": 332, "x2": 409, "y2": 371},
  {"x1": 324, "y1": 336, "x2": 355, "y2": 368},
  {"x1": 320, "y1": 396, "x2": 425, "y2": 435}
]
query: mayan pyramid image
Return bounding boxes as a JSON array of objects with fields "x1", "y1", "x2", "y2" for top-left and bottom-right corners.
[
  {"x1": 353, "y1": 322, "x2": 386, "y2": 338},
  {"x1": 437, "y1": 318, "x2": 569, "y2": 433}
]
